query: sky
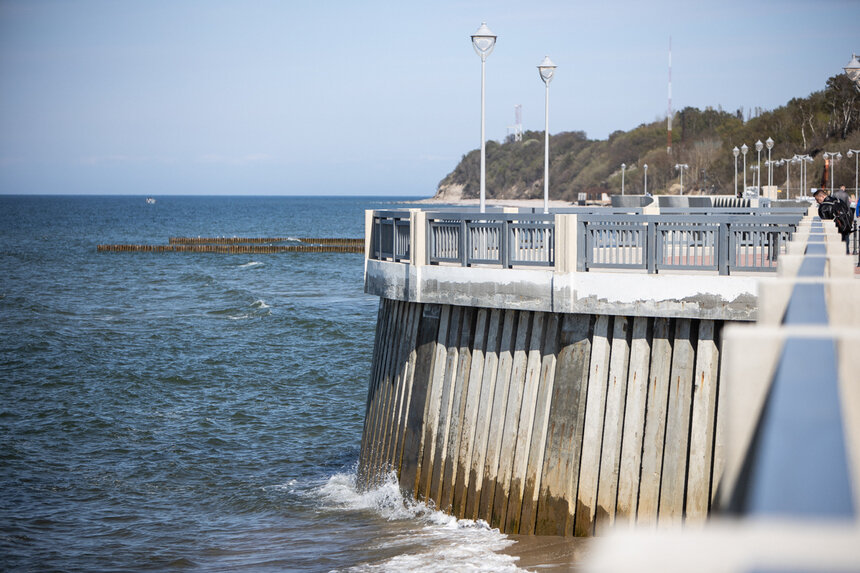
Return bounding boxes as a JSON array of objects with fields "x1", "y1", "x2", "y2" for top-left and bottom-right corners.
[{"x1": 1, "y1": 0, "x2": 858, "y2": 197}]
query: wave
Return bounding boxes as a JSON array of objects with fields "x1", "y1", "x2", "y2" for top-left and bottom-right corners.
[
  {"x1": 315, "y1": 471, "x2": 526, "y2": 573},
  {"x1": 250, "y1": 299, "x2": 270, "y2": 309},
  {"x1": 239, "y1": 261, "x2": 263, "y2": 268}
]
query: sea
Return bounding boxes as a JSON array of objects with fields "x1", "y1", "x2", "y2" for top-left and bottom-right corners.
[{"x1": 0, "y1": 195, "x2": 535, "y2": 572}]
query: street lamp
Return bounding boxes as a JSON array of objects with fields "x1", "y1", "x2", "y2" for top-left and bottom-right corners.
[
  {"x1": 750, "y1": 165, "x2": 760, "y2": 195},
  {"x1": 644, "y1": 164, "x2": 648, "y2": 195},
  {"x1": 741, "y1": 143, "x2": 749, "y2": 194},
  {"x1": 777, "y1": 159, "x2": 791, "y2": 198},
  {"x1": 848, "y1": 149, "x2": 860, "y2": 203},
  {"x1": 675, "y1": 163, "x2": 689, "y2": 195},
  {"x1": 621, "y1": 163, "x2": 626, "y2": 196},
  {"x1": 845, "y1": 53, "x2": 860, "y2": 90},
  {"x1": 733, "y1": 146, "x2": 740, "y2": 197},
  {"x1": 538, "y1": 56, "x2": 557, "y2": 214},
  {"x1": 472, "y1": 22, "x2": 496, "y2": 213},
  {"x1": 822, "y1": 151, "x2": 842, "y2": 194},
  {"x1": 766, "y1": 137, "x2": 774, "y2": 188},
  {"x1": 795, "y1": 155, "x2": 812, "y2": 197},
  {"x1": 755, "y1": 140, "x2": 763, "y2": 192}
]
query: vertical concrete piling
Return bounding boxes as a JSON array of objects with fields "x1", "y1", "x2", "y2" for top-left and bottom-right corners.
[{"x1": 357, "y1": 300, "x2": 726, "y2": 536}]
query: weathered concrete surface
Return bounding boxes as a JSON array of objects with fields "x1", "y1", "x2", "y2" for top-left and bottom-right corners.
[
  {"x1": 365, "y1": 259, "x2": 761, "y2": 321},
  {"x1": 358, "y1": 298, "x2": 726, "y2": 537}
]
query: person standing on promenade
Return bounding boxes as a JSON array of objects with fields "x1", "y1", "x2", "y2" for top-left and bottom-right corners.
[
  {"x1": 834, "y1": 185, "x2": 851, "y2": 208},
  {"x1": 813, "y1": 188, "x2": 853, "y2": 254}
]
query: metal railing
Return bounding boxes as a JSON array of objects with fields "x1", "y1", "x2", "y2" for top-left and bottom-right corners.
[
  {"x1": 427, "y1": 212, "x2": 555, "y2": 268},
  {"x1": 578, "y1": 214, "x2": 800, "y2": 274},
  {"x1": 370, "y1": 210, "x2": 411, "y2": 262},
  {"x1": 368, "y1": 209, "x2": 804, "y2": 274}
]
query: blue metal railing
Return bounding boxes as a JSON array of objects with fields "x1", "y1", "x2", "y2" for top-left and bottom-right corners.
[{"x1": 369, "y1": 209, "x2": 804, "y2": 274}]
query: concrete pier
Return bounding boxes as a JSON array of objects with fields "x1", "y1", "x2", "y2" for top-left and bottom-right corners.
[
  {"x1": 357, "y1": 204, "x2": 859, "y2": 547},
  {"x1": 357, "y1": 298, "x2": 725, "y2": 535}
]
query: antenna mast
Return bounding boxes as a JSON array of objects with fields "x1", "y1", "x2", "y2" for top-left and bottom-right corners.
[
  {"x1": 507, "y1": 104, "x2": 523, "y2": 142},
  {"x1": 667, "y1": 36, "x2": 672, "y2": 154}
]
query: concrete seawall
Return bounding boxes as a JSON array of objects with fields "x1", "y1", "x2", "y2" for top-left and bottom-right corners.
[{"x1": 357, "y1": 298, "x2": 723, "y2": 536}]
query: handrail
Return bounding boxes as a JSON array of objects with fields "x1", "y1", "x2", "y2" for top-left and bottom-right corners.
[{"x1": 368, "y1": 209, "x2": 804, "y2": 274}]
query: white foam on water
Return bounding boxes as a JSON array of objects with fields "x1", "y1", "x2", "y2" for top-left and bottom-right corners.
[
  {"x1": 239, "y1": 261, "x2": 263, "y2": 268},
  {"x1": 316, "y1": 472, "x2": 527, "y2": 573},
  {"x1": 250, "y1": 299, "x2": 270, "y2": 309}
]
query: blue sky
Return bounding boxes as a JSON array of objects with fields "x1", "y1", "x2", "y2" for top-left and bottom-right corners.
[{"x1": 1, "y1": 0, "x2": 858, "y2": 196}]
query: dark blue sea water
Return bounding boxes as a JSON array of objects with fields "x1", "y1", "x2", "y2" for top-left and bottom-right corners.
[{"x1": 0, "y1": 196, "x2": 524, "y2": 572}]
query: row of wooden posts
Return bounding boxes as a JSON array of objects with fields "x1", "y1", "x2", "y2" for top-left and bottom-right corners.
[
  {"x1": 97, "y1": 237, "x2": 363, "y2": 253},
  {"x1": 358, "y1": 299, "x2": 722, "y2": 536}
]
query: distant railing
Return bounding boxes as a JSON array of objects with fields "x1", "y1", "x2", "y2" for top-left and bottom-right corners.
[
  {"x1": 427, "y1": 212, "x2": 555, "y2": 268},
  {"x1": 578, "y1": 214, "x2": 800, "y2": 274},
  {"x1": 370, "y1": 210, "x2": 410, "y2": 262},
  {"x1": 368, "y1": 209, "x2": 804, "y2": 274}
]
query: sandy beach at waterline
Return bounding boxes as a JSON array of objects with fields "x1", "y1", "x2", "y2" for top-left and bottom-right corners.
[{"x1": 407, "y1": 196, "x2": 579, "y2": 209}]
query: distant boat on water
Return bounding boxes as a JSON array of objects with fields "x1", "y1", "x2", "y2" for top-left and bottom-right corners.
[{"x1": 146, "y1": 197, "x2": 156, "y2": 205}]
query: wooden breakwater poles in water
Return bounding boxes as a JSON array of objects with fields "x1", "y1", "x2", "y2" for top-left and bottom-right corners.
[
  {"x1": 356, "y1": 299, "x2": 723, "y2": 536},
  {"x1": 98, "y1": 237, "x2": 363, "y2": 253}
]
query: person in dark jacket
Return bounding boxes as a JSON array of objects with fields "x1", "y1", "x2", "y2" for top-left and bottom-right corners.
[{"x1": 813, "y1": 188, "x2": 851, "y2": 253}]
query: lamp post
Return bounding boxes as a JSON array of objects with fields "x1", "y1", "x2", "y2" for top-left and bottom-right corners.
[
  {"x1": 755, "y1": 140, "x2": 763, "y2": 192},
  {"x1": 675, "y1": 163, "x2": 689, "y2": 195},
  {"x1": 823, "y1": 151, "x2": 842, "y2": 194},
  {"x1": 471, "y1": 22, "x2": 496, "y2": 213},
  {"x1": 845, "y1": 53, "x2": 860, "y2": 90},
  {"x1": 621, "y1": 163, "x2": 626, "y2": 196},
  {"x1": 538, "y1": 56, "x2": 557, "y2": 214},
  {"x1": 795, "y1": 155, "x2": 812, "y2": 197},
  {"x1": 733, "y1": 146, "x2": 740, "y2": 197},
  {"x1": 750, "y1": 165, "x2": 760, "y2": 195},
  {"x1": 778, "y1": 158, "x2": 791, "y2": 198},
  {"x1": 741, "y1": 144, "x2": 749, "y2": 194},
  {"x1": 848, "y1": 149, "x2": 860, "y2": 202},
  {"x1": 644, "y1": 164, "x2": 648, "y2": 195},
  {"x1": 766, "y1": 137, "x2": 774, "y2": 187}
]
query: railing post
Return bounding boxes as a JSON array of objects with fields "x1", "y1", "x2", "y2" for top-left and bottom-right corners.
[
  {"x1": 553, "y1": 213, "x2": 579, "y2": 273},
  {"x1": 409, "y1": 209, "x2": 427, "y2": 266},
  {"x1": 460, "y1": 219, "x2": 468, "y2": 266},
  {"x1": 719, "y1": 222, "x2": 730, "y2": 275},
  {"x1": 647, "y1": 220, "x2": 657, "y2": 274},
  {"x1": 502, "y1": 219, "x2": 511, "y2": 268}
]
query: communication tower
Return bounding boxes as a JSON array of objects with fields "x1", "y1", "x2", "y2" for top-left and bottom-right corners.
[
  {"x1": 667, "y1": 37, "x2": 672, "y2": 154},
  {"x1": 507, "y1": 104, "x2": 523, "y2": 142}
]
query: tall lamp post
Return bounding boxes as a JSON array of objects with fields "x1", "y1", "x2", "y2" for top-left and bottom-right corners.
[
  {"x1": 777, "y1": 159, "x2": 790, "y2": 198},
  {"x1": 766, "y1": 137, "x2": 774, "y2": 188},
  {"x1": 621, "y1": 163, "x2": 626, "y2": 196},
  {"x1": 472, "y1": 22, "x2": 496, "y2": 213},
  {"x1": 750, "y1": 165, "x2": 760, "y2": 195},
  {"x1": 823, "y1": 151, "x2": 842, "y2": 194},
  {"x1": 848, "y1": 149, "x2": 860, "y2": 204},
  {"x1": 755, "y1": 140, "x2": 763, "y2": 192},
  {"x1": 733, "y1": 146, "x2": 740, "y2": 197},
  {"x1": 538, "y1": 56, "x2": 557, "y2": 214},
  {"x1": 675, "y1": 163, "x2": 689, "y2": 195},
  {"x1": 741, "y1": 144, "x2": 749, "y2": 194},
  {"x1": 644, "y1": 164, "x2": 648, "y2": 195},
  {"x1": 845, "y1": 53, "x2": 860, "y2": 90},
  {"x1": 795, "y1": 155, "x2": 812, "y2": 197}
]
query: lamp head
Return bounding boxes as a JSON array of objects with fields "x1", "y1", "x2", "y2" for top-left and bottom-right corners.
[
  {"x1": 471, "y1": 22, "x2": 497, "y2": 60},
  {"x1": 756, "y1": 140, "x2": 763, "y2": 152},
  {"x1": 537, "y1": 56, "x2": 557, "y2": 85},
  {"x1": 741, "y1": 143, "x2": 748, "y2": 155},
  {"x1": 844, "y1": 53, "x2": 860, "y2": 89},
  {"x1": 733, "y1": 146, "x2": 739, "y2": 158},
  {"x1": 766, "y1": 137, "x2": 774, "y2": 149}
]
